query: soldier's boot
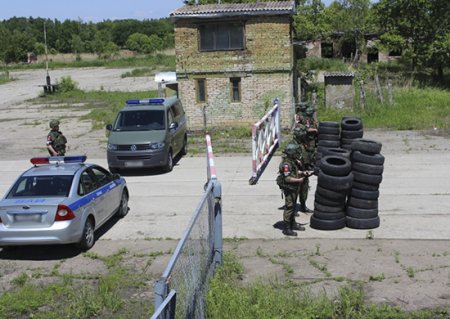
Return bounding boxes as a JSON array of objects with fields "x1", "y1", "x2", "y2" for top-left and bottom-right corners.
[
  {"x1": 299, "y1": 200, "x2": 312, "y2": 213},
  {"x1": 291, "y1": 220, "x2": 306, "y2": 231},
  {"x1": 282, "y1": 222, "x2": 298, "y2": 237}
]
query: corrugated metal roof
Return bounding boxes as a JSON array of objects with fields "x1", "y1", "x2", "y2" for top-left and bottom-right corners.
[
  {"x1": 171, "y1": 1, "x2": 296, "y2": 18},
  {"x1": 324, "y1": 72, "x2": 354, "y2": 77}
]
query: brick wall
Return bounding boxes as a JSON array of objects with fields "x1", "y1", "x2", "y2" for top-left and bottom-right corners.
[{"x1": 175, "y1": 15, "x2": 295, "y2": 130}]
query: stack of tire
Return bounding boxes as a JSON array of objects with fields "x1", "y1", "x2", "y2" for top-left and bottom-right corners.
[
  {"x1": 341, "y1": 117, "x2": 364, "y2": 150},
  {"x1": 346, "y1": 139, "x2": 384, "y2": 229},
  {"x1": 311, "y1": 155, "x2": 353, "y2": 230},
  {"x1": 316, "y1": 121, "x2": 340, "y2": 168}
]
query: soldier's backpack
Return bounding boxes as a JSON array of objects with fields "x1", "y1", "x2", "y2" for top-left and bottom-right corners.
[{"x1": 276, "y1": 173, "x2": 286, "y2": 190}]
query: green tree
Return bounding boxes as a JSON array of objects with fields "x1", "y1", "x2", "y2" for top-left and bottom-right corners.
[
  {"x1": 294, "y1": 0, "x2": 331, "y2": 41},
  {"x1": 374, "y1": 0, "x2": 450, "y2": 80},
  {"x1": 126, "y1": 32, "x2": 153, "y2": 53}
]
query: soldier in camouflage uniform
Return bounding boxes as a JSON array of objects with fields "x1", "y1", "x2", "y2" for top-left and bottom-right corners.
[
  {"x1": 277, "y1": 143, "x2": 306, "y2": 236},
  {"x1": 292, "y1": 127, "x2": 315, "y2": 213},
  {"x1": 46, "y1": 120, "x2": 68, "y2": 156}
]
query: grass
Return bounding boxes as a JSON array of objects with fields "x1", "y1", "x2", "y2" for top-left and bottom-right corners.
[
  {"x1": 206, "y1": 252, "x2": 450, "y2": 319},
  {"x1": 0, "y1": 72, "x2": 12, "y2": 85},
  {"x1": 0, "y1": 248, "x2": 156, "y2": 319},
  {"x1": 121, "y1": 67, "x2": 154, "y2": 78},
  {"x1": 317, "y1": 86, "x2": 450, "y2": 130},
  {"x1": 6, "y1": 54, "x2": 175, "y2": 71}
]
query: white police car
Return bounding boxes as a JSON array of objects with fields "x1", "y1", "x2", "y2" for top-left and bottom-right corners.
[{"x1": 0, "y1": 156, "x2": 129, "y2": 251}]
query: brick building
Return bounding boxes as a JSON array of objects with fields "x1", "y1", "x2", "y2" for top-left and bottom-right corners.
[{"x1": 170, "y1": 1, "x2": 297, "y2": 129}]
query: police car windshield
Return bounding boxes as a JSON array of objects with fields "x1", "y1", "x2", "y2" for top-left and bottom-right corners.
[
  {"x1": 7, "y1": 175, "x2": 74, "y2": 198},
  {"x1": 113, "y1": 110, "x2": 165, "y2": 131}
]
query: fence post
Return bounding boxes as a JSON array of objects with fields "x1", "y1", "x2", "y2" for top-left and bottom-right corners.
[
  {"x1": 359, "y1": 80, "x2": 366, "y2": 110},
  {"x1": 387, "y1": 79, "x2": 393, "y2": 106},
  {"x1": 154, "y1": 278, "x2": 168, "y2": 318},
  {"x1": 374, "y1": 74, "x2": 384, "y2": 103},
  {"x1": 212, "y1": 179, "x2": 222, "y2": 266}
]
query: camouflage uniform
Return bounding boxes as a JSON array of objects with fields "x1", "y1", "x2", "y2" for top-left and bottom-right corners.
[
  {"x1": 47, "y1": 120, "x2": 67, "y2": 156},
  {"x1": 292, "y1": 128, "x2": 314, "y2": 212},
  {"x1": 277, "y1": 144, "x2": 305, "y2": 236}
]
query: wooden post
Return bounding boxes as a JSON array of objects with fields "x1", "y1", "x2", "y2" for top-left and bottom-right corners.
[
  {"x1": 387, "y1": 79, "x2": 393, "y2": 106},
  {"x1": 374, "y1": 74, "x2": 384, "y2": 103},
  {"x1": 359, "y1": 80, "x2": 366, "y2": 110},
  {"x1": 312, "y1": 92, "x2": 318, "y2": 122}
]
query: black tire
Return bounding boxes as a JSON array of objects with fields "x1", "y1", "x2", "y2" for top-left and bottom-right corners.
[
  {"x1": 310, "y1": 215, "x2": 346, "y2": 230},
  {"x1": 341, "y1": 129, "x2": 363, "y2": 139},
  {"x1": 318, "y1": 134, "x2": 340, "y2": 141},
  {"x1": 316, "y1": 185, "x2": 348, "y2": 201},
  {"x1": 318, "y1": 140, "x2": 340, "y2": 148},
  {"x1": 341, "y1": 138, "x2": 357, "y2": 146},
  {"x1": 351, "y1": 150, "x2": 385, "y2": 165},
  {"x1": 318, "y1": 171, "x2": 353, "y2": 191},
  {"x1": 352, "y1": 162, "x2": 384, "y2": 175},
  {"x1": 181, "y1": 135, "x2": 188, "y2": 156},
  {"x1": 352, "y1": 181, "x2": 380, "y2": 191},
  {"x1": 352, "y1": 139, "x2": 382, "y2": 154},
  {"x1": 341, "y1": 117, "x2": 363, "y2": 131},
  {"x1": 116, "y1": 190, "x2": 129, "y2": 218},
  {"x1": 79, "y1": 217, "x2": 95, "y2": 251},
  {"x1": 314, "y1": 192, "x2": 346, "y2": 207},
  {"x1": 346, "y1": 206, "x2": 379, "y2": 219},
  {"x1": 353, "y1": 171, "x2": 383, "y2": 185},
  {"x1": 347, "y1": 196, "x2": 378, "y2": 209},
  {"x1": 341, "y1": 144, "x2": 353, "y2": 150},
  {"x1": 313, "y1": 210, "x2": 346, "y2": 220},
  {"x1": 314, "y1": 200, "x2": 345, "y2": 213},
  {"x1": 317, "y1": 146, "x2": 331, "y2": 155},
  {"x1": 318, "y1": 126, "x2": 340, "y2": 135},
  {"x1": 319, "y1": 121, "x2": 339, "y2": 128},
  {"x1": 163, "y1": 150, "x2": 173, "y2": 172},
  {"x1": 321, "y1": 147, "x2": 351, "y2": 159},
  {"x1": 346, "y1": 216, "x2": 380, "y2": 229},
  {"x1": 350, "y1": 188, "x2": 379, "y2": 200},
  {"x1": 320, "y1": 155, "x2": 352, "y2": 176}
]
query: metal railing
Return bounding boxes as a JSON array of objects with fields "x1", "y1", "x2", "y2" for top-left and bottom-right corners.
[
  {"x1": 151, "y1": 135, "x2": 222, "y2": 319},
  {"x1": 249, "y1": 98, "x2": 281, "y2": 185}
]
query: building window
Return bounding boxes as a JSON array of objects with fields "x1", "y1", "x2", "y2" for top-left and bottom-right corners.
[
  {"x1": 196, "y1": 79, "x2": 206, "y2": 103},
  {"x1": 230, "y1": 77, "x2": 241, "y2": 102},
  {"x1": 199, "y1": 23, "x2": 244, "y2": 51}
]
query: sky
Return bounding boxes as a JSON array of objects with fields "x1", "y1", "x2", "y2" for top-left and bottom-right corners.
[
  {"x1": 0, "y1": 0, "x2": 187, "y2": 22},
  {"x1": 0, "y1": 0, "x2": 335, "y2": 22}
]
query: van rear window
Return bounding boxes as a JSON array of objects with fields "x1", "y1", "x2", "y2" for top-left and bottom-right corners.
[{"x1": 113, "y1": 110, "x2": 165, "y2": 131}]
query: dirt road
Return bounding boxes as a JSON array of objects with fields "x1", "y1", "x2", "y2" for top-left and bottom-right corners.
[{"x1": 0, "y1": 68, "x2": 449, "y2": 313}]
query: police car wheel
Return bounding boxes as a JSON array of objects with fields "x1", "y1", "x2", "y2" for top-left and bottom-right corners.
[
  {"x1": 79, "y1": 218, "x2": 95, "y2": 251},
  {"x1": 116, "y1": 191, "x2": 129, "y2": 218}
]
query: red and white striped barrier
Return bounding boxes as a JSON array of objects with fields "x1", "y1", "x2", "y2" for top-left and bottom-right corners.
[
  {"x1": 206, "y1": 134, "x2": 217, "y2": 181},
  {"x1": 249, "y1": 99, "x2": 281, "y2": 185}
]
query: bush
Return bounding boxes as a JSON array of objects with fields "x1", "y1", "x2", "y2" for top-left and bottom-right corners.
[{"x1": 57, "y1": 76, "x2": 79, "y2": 93}]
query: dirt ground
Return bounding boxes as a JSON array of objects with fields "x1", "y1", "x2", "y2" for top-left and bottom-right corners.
[{"x1": 0, "y1": 68, "x2": 449, "y2": 314}]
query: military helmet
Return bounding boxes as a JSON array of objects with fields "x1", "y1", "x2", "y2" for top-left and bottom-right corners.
[
  {"x1": 293, "y1": 127, "x2": 308, "y2": 142},
  {"x1": 306, "y1": 107, "x2": 315, "y2": 116},
  {"x1": 283, "y1": 143, "x2": 300, "y2": 155},
  {"x1": 49, "y1": 119, "x2": 60, "y2": 129}
]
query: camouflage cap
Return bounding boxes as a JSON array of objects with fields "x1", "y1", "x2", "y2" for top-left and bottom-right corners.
[
  {"x1": 49, "y1": 119, "x2": 60, "y2": 129},
  {"x1": 293, "y1": 127, "x2": 308, "y2": 141},
  {"x1": 306, "y1": 107, "x2": 315, "y2": 116},
  {"x1": 283, "y1": 143, "x2": 300, "y2": 155}
]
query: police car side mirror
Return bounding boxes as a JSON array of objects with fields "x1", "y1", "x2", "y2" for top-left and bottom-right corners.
[
  {"x1": 106, "y1": 124, "x2": 112, "y2": 131},
  {"x1": 112, "y1": 173, "x2": 121, "y2": 180}
]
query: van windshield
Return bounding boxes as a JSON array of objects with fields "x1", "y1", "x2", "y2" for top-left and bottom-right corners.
[{"x1": 113, "y1": 110, "x2": 165, "y2": 131}]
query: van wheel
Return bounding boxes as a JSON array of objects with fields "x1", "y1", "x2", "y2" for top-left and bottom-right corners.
[
  {"x1": 181, "y1": 135, "x2": 188, "y2": 156},
  {"x1": 164, "y1": 150, "x2": 173, "y2": 172}
]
